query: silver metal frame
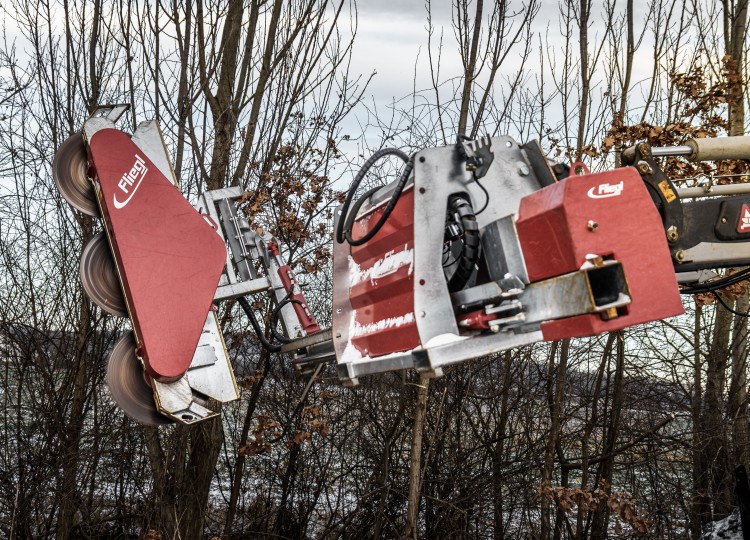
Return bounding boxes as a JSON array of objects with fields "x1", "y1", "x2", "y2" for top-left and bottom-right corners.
[{"x1": 333, "y1": 137, "x2": 554, "y2": 384}]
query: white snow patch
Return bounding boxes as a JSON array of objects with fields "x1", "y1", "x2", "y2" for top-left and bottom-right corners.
[
  {"x1": 352, "y1": 312, "x2": 415, "y2": 337},
  {"x1": 348, "y1": 245, "x2": 413, "y2": 286},
  {"x1": 423, "y1": 333, "x2": 467, "y2": 348},
  {"x1": 701, "y1": 508, "x2": 743, "y2": 539}
]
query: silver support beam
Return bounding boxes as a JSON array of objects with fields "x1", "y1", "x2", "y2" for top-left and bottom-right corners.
[{"x1": 677, "y1": 183, "x2": 750, "y2": 198}]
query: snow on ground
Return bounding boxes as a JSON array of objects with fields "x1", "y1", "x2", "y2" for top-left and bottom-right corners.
[{"x1": 701, "y1": 508, "x2": 744, "y2": 540}]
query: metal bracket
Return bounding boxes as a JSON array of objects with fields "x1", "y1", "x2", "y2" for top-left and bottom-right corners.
[
  {"x1": 151, "y1": 311, "x2": 239, "y2": 423},
  {"x1": 83, "y1": 104, "x2": 130, "y2": 141}
]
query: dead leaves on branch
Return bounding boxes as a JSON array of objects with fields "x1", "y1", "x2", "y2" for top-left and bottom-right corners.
[
  {"x1": 237, "y1": 373, "x2": 265, "y2": 390},
  {"x1": 239, "y1": 141, "x2": 344, "y2": 274},
  {"x1": 238, "y1": 396, "x2": 334, "y2": 456},
  {"x1": 287, "y1": 403, "x2": 331, "y2": 449},
  {"x1": 600, "y1": 58, "x2": 746, "y2": 166},
  {"x1": 598, "y1": 61, "x2": 750, "y2": 198},
  {"x1": 237, "y1": 412, "x2": 281, "y2": 457},
  {"x1": 538, "y1": 482, "x2": 650, "y2": 535}
]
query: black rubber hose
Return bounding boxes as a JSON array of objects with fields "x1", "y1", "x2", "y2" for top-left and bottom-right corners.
[
  {"x1": 268, "y1": 289, "x2": 304, "y2": 344},
  {"x1": 237, "y1": 296, "x2": 281, "y2": 353},
  {"x1": 336, "y1": 147, "x2": 411, "y2": 246},
  {"x1": 680, "y1": 268, "x2": 750, "y2": 294}
]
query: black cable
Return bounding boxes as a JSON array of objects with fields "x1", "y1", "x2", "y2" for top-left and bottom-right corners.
[
  {"x1": 455, "y1": 135, "x2": 490, "y2": 215},
  {"x1": 336, "y1": 147, "x2": 412, "y2": 246},
  {"x1": 443, "y1": 255, "x2": 460, "y2": 269},
  {"x1": 713, "y1": 292, "x2": 750, "y2": 317},
  {"x1": 269, "y1": 288, "x2": 306, "y2": 344},
  {"x1": 237, "y1": 296, "x2": 281, "y2": 352},
  {"x1": 680, "y1": 268, "x2": 750, "y2": 294},
  {"x1": 472, "y1": 171, "x2": 490, "y2": 215}
]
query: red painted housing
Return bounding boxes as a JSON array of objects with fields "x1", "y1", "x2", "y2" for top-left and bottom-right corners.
[
  {"x1": 516, "y1": 166, "x2": 684, "y2": 341},
  {"x1": 347, "y1": 187, "x2": 418, "y2": 357},
  {"x1": 89, "y1": 129, "x2": 226, "y2": 381}
]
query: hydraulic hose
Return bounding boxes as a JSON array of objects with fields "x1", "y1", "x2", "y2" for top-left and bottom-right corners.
[{"x1": 336, "y1": 148, "x2": 413, "y2": 246}]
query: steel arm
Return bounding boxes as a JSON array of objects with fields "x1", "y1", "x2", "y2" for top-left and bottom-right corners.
[{"x1": 623, "y1": 138, "x2": 750, "y2": 275}]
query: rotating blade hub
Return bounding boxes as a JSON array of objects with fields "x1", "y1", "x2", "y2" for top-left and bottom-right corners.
[
  {"x1": 53, "y1": 133, "x2": 98, "y2": 216},
  {"x1": 80, "y1": 232, "x2": 127, "y2": 317},
  {"x1": 107, "y1": 333, "x2": 172, "y2": 426}
]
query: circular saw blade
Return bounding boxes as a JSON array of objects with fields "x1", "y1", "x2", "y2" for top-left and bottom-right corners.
[
  {"x1": 53, "y1": 133, "x2": 98, "y2": 216},
  {"x1": 107, "y1": 333, "x2": 173, "y2": 426},
  {"x1": 80, "y1": 232, "x2": 128, "y2": 317}
]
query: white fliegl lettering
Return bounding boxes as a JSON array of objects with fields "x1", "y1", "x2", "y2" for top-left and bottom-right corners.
[
  {"x1": 113, "y1": 155, "x2": 148, "y2": 209},
  {"x1": 587, "y1": 181, "x2": 624, "y2": 199}
]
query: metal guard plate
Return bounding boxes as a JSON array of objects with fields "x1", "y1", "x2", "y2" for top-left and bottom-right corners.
[{"x1": 89, "y1": 128, "x2": 226, "y2": 381}]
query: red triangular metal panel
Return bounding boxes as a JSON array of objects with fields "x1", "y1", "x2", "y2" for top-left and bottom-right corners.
[{"x1": 89, "y1": 129, "x2": 226, "y2": 381}]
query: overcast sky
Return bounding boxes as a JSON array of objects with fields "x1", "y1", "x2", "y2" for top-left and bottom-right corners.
[{"x1": 342, "y1": 0, "x2": 656, "y2": 152}]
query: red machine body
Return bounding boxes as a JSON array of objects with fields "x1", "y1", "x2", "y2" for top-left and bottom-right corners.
[
  {"x1": 89, "y1": 129, "x2": 226, "y2": 381},
  {"x1": 347, "y1": 186, "x2": 418, "y2": 357},
  {"x1": 516, "y1": 166, "x2": 684, "y2": 341}
]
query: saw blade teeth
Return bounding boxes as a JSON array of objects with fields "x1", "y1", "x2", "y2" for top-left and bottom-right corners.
[
  {"x1": 53, "y1": 133, "x2": 98, "y2": 216},
  {"x1": 106, "y1": 333, "x2": 173, "y2": 426},
  {"x1": 80, "y1": 232, "x2": 128, "y2": 317}
]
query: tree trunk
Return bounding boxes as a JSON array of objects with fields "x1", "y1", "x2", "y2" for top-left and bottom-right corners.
[
  {"x1": 697, "y1": 299, "x2": 733, "y2": 522},
  {"x1": 541, "y1": 339, "x2": 568, "y2": 540},
  {"x1": 55, "y1": 223, "x2": 94, "y2": 540},
  {"x1": 457, "y1": 0, "x2": 483, "y2": 137},
  {"x1": 406, "y1": 373, "x2": 431, "y2": 539},
  {"x1": 729, "y1": 295, "x2": 750, "y2": 468},
  {"x1": 590, "y1": 331, "x2": 626, "y2": 538},
  {"x1": 691, "y1": 304, "x2": 704, "y2": 538},
  {"x1": 224, "y1": 351, "x2": 271, "y2": 536}
]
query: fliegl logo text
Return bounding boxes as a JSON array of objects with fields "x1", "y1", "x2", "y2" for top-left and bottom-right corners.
[
  {"x1": 113, "y1": 155, "x2": 148, "y2": 209},
  {"x1": 587, "y1": 180, "x2": 624, "y2": 199}
]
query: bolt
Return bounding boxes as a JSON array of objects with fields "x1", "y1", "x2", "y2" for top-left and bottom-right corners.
[
  {"x1": 722, "y1": 217, "x2": 728, "y2": 224},
  {"x1": 419, "y1": 187, "x2": 426, "y2": 194},
  {"x1": 666, "y1": 225, "x2": 679, "y2": 242},
  {"x1": 637, "y1": 160, "x2": 653, "y2": 175},
  {"x1": 335, "y1": 332, "x2": 341, "y2": 338},
  {"x1": 518, "y1": 162, "x2": 530, "y2": 176},
  {"x1": 419, "y1": 156, "x2": 426, "y2": 163},
  {"x1": 586, "y1": 254, "x2": 604, "y2": 267},
  {"x1": 587, "y1": 220, "x2": 598, "y2": 232},
  {"x1": 675, "y1": 249, "x2": 685, "y2": 263},
  {"x1": 336, "y1": 308, "x2": 342, "y2": 314},
  {"x1": 420, "y1": 311, "x2": 426, "y2": 318}
]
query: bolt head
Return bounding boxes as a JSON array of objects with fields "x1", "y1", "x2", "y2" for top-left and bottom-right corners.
[
  {"x1": 637, "y1": 160, "x2": 653, "y2": 175},
  {"x1": 587, "y1": 220, "x2": 598, "y2": 231},
  {"x1": 666, "y1": 225, "x2": 679, "y2": 242}
]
